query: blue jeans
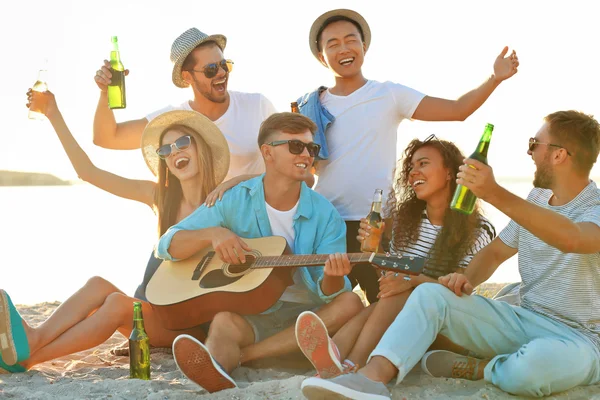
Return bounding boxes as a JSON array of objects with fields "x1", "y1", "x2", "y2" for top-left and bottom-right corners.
[{"x1": 370, "y1": 283, "x2": 600, "y2": 397}]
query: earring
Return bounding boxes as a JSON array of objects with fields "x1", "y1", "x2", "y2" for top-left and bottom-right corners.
[{"x1": 165, "y1": 166, "x2": 169, "y2": 188}]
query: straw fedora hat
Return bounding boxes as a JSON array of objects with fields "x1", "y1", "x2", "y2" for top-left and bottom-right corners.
[
  {"x1": 141, "y1": 110, "x2": 230, "y2": 185},
  {"x1": 171, "y1": 28, "x2": 227, "y2": 88},
  {"x1": 309, "y1": 9, "x2": 371, "y2": 63}
]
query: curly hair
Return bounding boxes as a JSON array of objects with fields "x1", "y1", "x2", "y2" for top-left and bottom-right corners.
[{"x1": 385, "y1": 137, "x2": 486, "y2": 277}]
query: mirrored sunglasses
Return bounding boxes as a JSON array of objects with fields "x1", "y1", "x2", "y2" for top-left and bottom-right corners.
[{"x1": 156, "y1": 135, "x2": 192, "y2": 159}]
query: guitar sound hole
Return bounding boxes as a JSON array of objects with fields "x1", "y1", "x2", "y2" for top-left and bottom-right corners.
[{"x1": 228, "y1": 255, "x2": 256, "y2": 274}]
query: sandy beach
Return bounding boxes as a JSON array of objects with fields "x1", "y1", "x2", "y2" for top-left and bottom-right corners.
[{"x1": 3, "y1": 297, "x2": 600, "y2": 400}]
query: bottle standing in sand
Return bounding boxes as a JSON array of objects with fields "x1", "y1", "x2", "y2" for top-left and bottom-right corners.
[
  {"x1": 108, "y1": 36, "x2": 126, "y2": 109},
  {"x1": 450, "y1": 123, "x2": 494, "y2": 215},
  {"x1": 360, "y1": 189, "x2": 384, "y2": 252},
  {"x1": 129, "y1": 301, "x2": 150, "y2": 380},
  {"x1": 28, "y1": 69, "x2": 49, "y2": 120}
]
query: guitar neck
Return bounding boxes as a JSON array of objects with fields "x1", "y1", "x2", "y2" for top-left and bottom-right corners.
[{"x1": 252, "y1": 253, "x2": 372, "y2": 269}]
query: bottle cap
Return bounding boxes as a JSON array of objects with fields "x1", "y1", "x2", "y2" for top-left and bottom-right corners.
[{"x1": 111, "y1": 36, "x2": 118, "y2": 43}]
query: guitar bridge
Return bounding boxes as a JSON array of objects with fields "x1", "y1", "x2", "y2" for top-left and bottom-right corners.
[{"x1": 192, "y1": 252, "x2": 215, "y2": 280}]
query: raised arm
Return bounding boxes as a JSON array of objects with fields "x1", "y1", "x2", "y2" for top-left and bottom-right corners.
[
  {"x1": 459, "y1": 159, "x2": 600, "y2": 254},
  {"x1": 92, "y1": 60, "x2": 147, "y2": 150},
  {"x1": 412, "y1": 47, "x2": 519, "y2": 122},
  {"x1": 28, "y1": 90, "x2": 155, "y2": 207}
]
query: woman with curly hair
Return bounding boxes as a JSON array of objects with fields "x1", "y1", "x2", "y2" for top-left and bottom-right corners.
[{"x1": 294, "y1": 135, "x2": 496, "y2": 377}]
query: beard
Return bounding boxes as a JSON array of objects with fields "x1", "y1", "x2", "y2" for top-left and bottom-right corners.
[
  {"x1": 191, "y1": 75, "x2": 228, "y2": 104},
  {"x1": 533, "y1": 154, "x2": 554, "y2": 189}
]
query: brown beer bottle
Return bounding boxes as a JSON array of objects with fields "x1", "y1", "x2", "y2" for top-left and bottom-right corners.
[
  {"x1": 360, "y1": 189, "x2": 384, "y2": 252},
  {"x1": 290, "y1": 101, "x2": 299, "y2": 113},
  {"x1": 28, "y1": 69, "x2": 49, "y2": 120}
]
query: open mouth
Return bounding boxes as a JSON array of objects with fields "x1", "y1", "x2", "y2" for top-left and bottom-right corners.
[
  {"x1": 339, "y1": 57, "x2": 354, "y2": 67},
  {"x1": 175, "y1": 157, "x2": 190, "y2": 170},
  {"x1": 413, "y1": 179, "x2": 426, "y2": 188},
  {"x1": 213, "y1": 78, "x2": 227, "y2": 93},
  {"x1": 295, "y1": 163, "x2": 308, "y2": 170}
]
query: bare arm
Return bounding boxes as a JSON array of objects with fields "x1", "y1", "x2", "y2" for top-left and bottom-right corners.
[
  {"x1": 205, "y1": 174, "x2": 260, "y2": 207},
  {"x1": 92, "y1": 60, "x2": 147, "y2": 150},
  {"x1": 440, "y1": 237, "x2": 517, "y2": 296},
  {"x1": 464, "y1": 238, "x2": 517, "y2": 288},
  {"x1": 31, "y1": 90, "x2": 155, "y2": 207},
  {"x1": 412, "y1": 47, "x2": 519, "y2": 122},
  {"x1": 460, "y1": 158, "x2": 600, "y2": 254}
]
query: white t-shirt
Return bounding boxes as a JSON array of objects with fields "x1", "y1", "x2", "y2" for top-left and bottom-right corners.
[
  {"x1": 313, "y1": 80, "x2": 426, "y2": 220},
  {"x1": 265, "y1": 200, "x2": 313, "y2": 304},
  {"x1": 146, "y1": 91, "x2": 277, "y2": 181}
]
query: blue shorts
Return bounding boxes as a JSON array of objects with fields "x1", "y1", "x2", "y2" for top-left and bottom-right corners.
[{"x1": 243, "y1": 302, "x2": 317, "y2": 343}]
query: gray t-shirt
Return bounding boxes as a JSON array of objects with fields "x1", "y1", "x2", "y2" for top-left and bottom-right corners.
[{"x1": 498, "y1": 181, "x2": 600, "y2": 346}]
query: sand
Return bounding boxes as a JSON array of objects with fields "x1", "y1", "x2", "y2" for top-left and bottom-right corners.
[{"x1": 2, "y1": 300, "x2": 600, "y2": 400}]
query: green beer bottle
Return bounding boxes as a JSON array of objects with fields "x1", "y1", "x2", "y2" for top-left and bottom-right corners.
[
  {"x1": 108, "y1": 36, "x2": 126, "y2": 109},
  {"x1": 129, "y1": 302, "x2": 150, "y2": 380},
  {"x1": 450, "y1": 123, "x2": 494, "y2": 215}
]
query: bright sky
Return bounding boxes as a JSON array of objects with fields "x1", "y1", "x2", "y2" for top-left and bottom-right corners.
[{"x1": 1, "y1": 0, "x2": 599, "y2": 181}]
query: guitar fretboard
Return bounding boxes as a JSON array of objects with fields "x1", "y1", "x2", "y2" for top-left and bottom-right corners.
[{"x1": 251, "y1": 253, "x2": 372, "y2": 268}]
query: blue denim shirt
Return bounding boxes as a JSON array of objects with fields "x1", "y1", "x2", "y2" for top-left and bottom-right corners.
[
  {"x1": 156, "y1": 175, "x2": 351, "y2": 306},
  {"x1": 296, "y1": 87, "x2": 335, "y2": 160}
]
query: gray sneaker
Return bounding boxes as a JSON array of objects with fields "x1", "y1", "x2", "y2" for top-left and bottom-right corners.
[
  {"x1": 421, "y1": 350, "x2": 485, "y2": 380},
  {"x1": 301, "y1": 373, "x2": 391, "y2": 400}
]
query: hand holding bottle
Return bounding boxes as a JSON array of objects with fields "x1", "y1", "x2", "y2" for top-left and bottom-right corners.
[
  {"x1": 456, "y1": 158, "x2": 500, "y2": 202},
  {"x1": 26, "y1": 88, "x2": 59, "y2": 119},
  {"x1": 94, "y1": 59, "x2": 129, "y2": 92},
  {"x1": 356, "y1": 218, "x2": 385, "y2": 248}
]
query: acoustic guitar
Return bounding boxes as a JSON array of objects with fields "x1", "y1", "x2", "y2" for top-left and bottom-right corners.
[{"x1": 146, "y1": 236, "x2": 425, "y2": 330}]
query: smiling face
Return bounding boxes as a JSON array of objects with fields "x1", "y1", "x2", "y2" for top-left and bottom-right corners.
[
  {"x1": 317, "y1": 20, "x2": 366, "y2": 78},
  {"x1": 181, "y1": 43, "x2": 229, "y2": 104},
  {"x1": 262, "y1": 130, "x2": 315, "y2": 182},
  {"x1": 408, "y1": 145, "x2": 452, "y2": 203},
  {"x1": 161, "y1": 129, "x2": 199, "y2": 182}
]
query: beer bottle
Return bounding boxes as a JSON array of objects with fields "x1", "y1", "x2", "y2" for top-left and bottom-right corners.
[
  {"x1": 129, "y1": 301, "x2": 150, "y2": 380},
  {"x1": 290, "y1": 101, "x2": 299, "y2": 113},
  {"x1": 360, "y1": 189, "x2": 384, "y2": 252},
  {"x1": 450, "y1": 123, "x2": 494, "y2": 215},
  {"x1": 28, "y1": 69, "x2": 49, "y2": 120},
  {"x1": 108, "y1": 36, "x2": 126, "y2": 109}
]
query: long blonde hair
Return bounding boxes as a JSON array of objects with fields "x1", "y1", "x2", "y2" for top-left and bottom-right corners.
[{"x1": 153, "y1": 124, "x2": 218, "y2": 236}]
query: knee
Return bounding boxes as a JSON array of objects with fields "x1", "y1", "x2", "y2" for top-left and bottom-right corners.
[
  {"x1": 85, "y1": 276, "x2": 118, "y2": 294},
  {"x1": 337, "y1": 291, "x2": 365, "y2": 316},
  {"x1": 103, "y1": 292, "x2": 133, "y2": 322},
  {"x1": 410, "y1": 282, "x2": 452, "y2": 306},
  {"x1": 325, "y1": 292, "x2": 364, "y2": 330},
  {"x1": 209, "y1": 312, "x2": 243, "y2": 336}
]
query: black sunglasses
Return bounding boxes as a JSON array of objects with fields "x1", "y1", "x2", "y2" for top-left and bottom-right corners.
[
  {"x1": 188, "y1": 59, "x2": 234, "y2": 79},
  {"x1": 528, "y1": 137, "x2": 571, "y2": 156},
  {"x1": 267, "y1": 139, "x2": 321, "y2": 157},
  {"x1": 156, "y1": 135, "x2": 192, "y2": 159},
  {"x1": 423, "y1": 133, "x2": 448, "y2": 151}
]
